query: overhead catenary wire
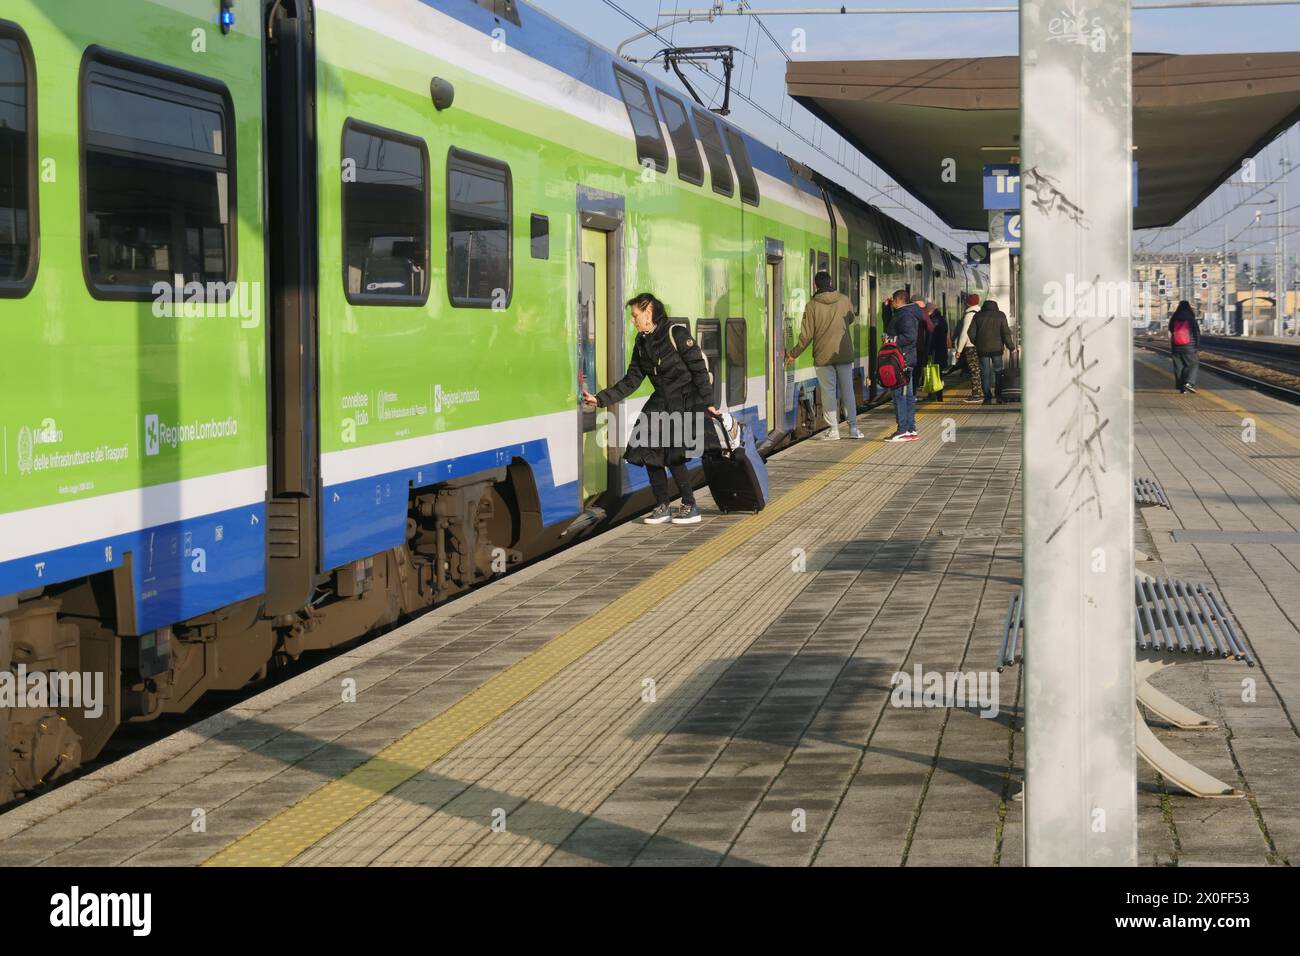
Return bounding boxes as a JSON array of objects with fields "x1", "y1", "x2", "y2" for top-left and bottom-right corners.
[{"x1": 599, "y1": 0, "x2": 965, "y2": 250}]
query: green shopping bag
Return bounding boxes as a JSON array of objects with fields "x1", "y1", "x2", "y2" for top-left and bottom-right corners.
[{"x1": 923, "y1": 363, "x2": 943, "y2": 394}]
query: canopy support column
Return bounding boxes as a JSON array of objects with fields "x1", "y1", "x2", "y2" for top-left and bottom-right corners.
[{"x1": 1020, "y1": 0, "x2": 1138, "y2": 865}]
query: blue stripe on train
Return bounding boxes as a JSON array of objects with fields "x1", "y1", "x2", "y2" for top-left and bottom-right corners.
[{"x1": 0, "y1": 501, "x2": 266, "y2": 634}]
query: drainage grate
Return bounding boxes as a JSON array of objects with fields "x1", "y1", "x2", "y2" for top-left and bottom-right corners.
[
  {"x1": 1135, "y1": 577, "x2": 1253, "y2": 663},
  {"x1": 998, "y1": 576, "x2": 1252, "y2": 669},
  {"x1": 1135, "y1": 477, "x2": 1171, "y2": 509},
  {"x1": 996, "y1": 588, "x2": 1024, "y2": 672}
]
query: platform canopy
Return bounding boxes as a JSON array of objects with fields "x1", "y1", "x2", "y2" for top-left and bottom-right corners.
[{"x1": 787, "y1": 52, "x2": 1300, "y2": 231}]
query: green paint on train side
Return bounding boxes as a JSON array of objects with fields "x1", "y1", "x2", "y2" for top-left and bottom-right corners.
[
  {"x1": 0, "y1": 0, "x2": 266, "y2": 518},
  {"x1": 312, "y1": 5, "x2": 834, "y2": 466}
]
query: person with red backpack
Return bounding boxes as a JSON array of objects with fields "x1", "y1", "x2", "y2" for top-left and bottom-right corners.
[
  {"x1": 1168, "y1": 300, "x2": 1201, "y2": 394},
  {"x1": 880, "y1": 290, "x2": 922, "y2": 441}
]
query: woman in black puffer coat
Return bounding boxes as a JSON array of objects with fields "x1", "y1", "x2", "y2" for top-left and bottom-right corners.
[{"x1": 582, "y1": 293, "x2": 718, "y2": 525}]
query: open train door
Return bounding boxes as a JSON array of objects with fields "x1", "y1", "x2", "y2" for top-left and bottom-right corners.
[
  {"x1": 576, "y1": 187, "x2": 625, "y2": 506},
  {"x1": 764, "y1": 238, "x2": 789, "y2": 437}
]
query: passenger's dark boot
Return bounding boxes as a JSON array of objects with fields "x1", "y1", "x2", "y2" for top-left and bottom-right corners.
[{"x1": 994, "y1": 370, "x2": 1006, "y2": 404}]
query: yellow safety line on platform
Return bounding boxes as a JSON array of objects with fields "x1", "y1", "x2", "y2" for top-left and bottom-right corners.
[
  {"x1": 204, "y1": 412, "x2": 963, "y2": 866},
  {"x1": 1143, "y1": 357, "x2": 1300, "y2": 452}
]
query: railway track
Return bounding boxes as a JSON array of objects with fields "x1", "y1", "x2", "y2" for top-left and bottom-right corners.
[
  {"x1": 1140, "y1": 337, "x2": 1300, "y2": 405},
  {"x1": 1199, "y1": 334, "x2": 1300, "y2": 378}
]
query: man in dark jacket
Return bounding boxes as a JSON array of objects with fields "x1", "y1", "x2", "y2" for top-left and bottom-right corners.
[
  {"x1": 971, "y1": 299, "x2": 1018, "y2": 404},
  {"x1": 884, "y1": 289, "x2": 922, "y2": 441},
  {"x1": 1168, "y1": 300, "x2": 1201, "y2": 393}
]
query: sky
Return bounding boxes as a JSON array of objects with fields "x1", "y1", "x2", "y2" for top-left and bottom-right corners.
[{"x1": 527, "y1": 0, "x2": 1300, "y2": 274}]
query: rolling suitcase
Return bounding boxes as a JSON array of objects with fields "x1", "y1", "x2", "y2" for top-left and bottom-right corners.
[{"x1": 702, "y1": 413, "x2": 769, "y2": 513}]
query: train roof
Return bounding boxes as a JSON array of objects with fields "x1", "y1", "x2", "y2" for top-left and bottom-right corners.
[{"x1": 427, "y1": 0, "x2": 962, "y2": 259}]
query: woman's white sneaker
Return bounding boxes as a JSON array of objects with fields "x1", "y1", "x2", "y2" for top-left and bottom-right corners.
[
  {"x1": 671, "y1": 504, "x2": 702, "y2": 524},
  {"x1": 644, "y1": 504, "x2": 673, "y2": 524}
]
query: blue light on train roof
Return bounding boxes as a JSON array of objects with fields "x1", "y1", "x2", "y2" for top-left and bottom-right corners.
[{"x1": 220, "y1": 2, "x2": 235, "y2": 34}]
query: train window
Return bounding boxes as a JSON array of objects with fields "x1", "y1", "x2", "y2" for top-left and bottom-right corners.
[
  {"x1": 692, "y1": 109, "x2": 733, "y2": 198},
  {"x1": 0, "y1": 24, "x2": 35, "y2": 296},
  {"x1": 838, "y1": 257, "x2": 850, "y2": 297},
  {"x1": 696, "y1": 319, "x2": 723, "y2": 408},
  {"x1": 809, "y1": 249, "x2": 817, "y2": 291},
  {"x1": 817, "y1": 250, "x2": 830, "y2": 276},
  {"x1": 530, "y1": 214, "x2": 549, "y2": 259},
  {"x1": 850, "y1": 260, "x2": 861, "y2": 313},
  {"x1": 447, "y1": 148, "x2": 512, "y2": 308},
  {"x1": 469, "y1": 0, "x2": 522, "y2": 26},
  {"x1": 656, "y1": 90, "x2": 703, "y2": 187},
  {"x1": 341, "y1": 120, "x2": 429, "y2": 305},
  {"x1": 82, "y1": 56, "x2": 235, "y2": 299},
  {"x1": 612, "y1": 67, "x2": 667, "y2": 175},
  {"x1": 725, "y1": 318, "x2": 746, "y2": 407},
  {"x1": 722, "y1": 128, "x2": 759, "y2": 206}
]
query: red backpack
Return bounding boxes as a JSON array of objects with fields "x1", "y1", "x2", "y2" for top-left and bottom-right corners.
[
  {"x1": 876, "y1": 342, "x2": 909, "y2": 390},
  {"x1": 1171, "y1": 316, "x2": 1193, "y2": 347}
]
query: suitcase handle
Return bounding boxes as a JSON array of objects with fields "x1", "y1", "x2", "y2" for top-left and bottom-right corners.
[{"x1": 708, "y1": 410, "x2": 739, "y2": 454}]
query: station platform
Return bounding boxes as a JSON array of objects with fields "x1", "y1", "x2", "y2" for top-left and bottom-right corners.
[{"x1": 2, "y1": 354, "x2": 1298, "y2": 867}]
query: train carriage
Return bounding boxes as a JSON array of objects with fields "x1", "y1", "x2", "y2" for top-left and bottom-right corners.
[{"x1": 0, "y1": 0, "x2": 982, "y2": 801}]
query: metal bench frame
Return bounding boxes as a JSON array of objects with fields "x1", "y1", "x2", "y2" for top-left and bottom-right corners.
[
  {"x1": 1134, "y1": 477, "x2": 1171, "y2": 509},
  {"x1": 1000, "y1": 576, "x2": 1254, "y2": 798}
]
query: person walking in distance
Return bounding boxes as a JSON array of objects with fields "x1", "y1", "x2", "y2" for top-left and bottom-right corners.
[
  {"x1": 971, "y1": 298, "x2": 1017, "y2": 404},
  {"x1": 884, "y1": 289, "x2": 922, "y2": 441},
  {"x1": 786, "y1": 270, "x2": 864, "y2": 440},
  {"x1": 1168, "y1": 299, "x2": 1201, "y2": 394},
  {"x1": 956, "y1": 293, "x2": 983, "y2": 404}
]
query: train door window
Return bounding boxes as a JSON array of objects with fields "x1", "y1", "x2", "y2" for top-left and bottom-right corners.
[
  {"x1": 692, "y1": 109, "x2": 733, "y2": 198},
  {"x1": 696, "y1": 318, "x2": 723, "y2": 407},
  {"x1": 817, "y1": 250, "x2": 829, "y2": 276},
  {"x1": 850, "y1": 260, "x2": 861, "y2": 313},
  {"x1": 809, "y1": 248, "x2": 817, "y2": 290},
  {"x1": 530, "y1": 214, "x2": 549, "y2": 259},
  {"x1": 656, "y1": 90, "x2": 703, "y2": 186},
  {"x1": 613, "y1": 66, "x2": 667, "y2": 175},
  {"x1": 341, "y1": 120, "x2": 429, "y2": 305},
  {"x1": 722, "y1": 127, "x2": 759, "y2": 206},
  {"x1": 725, "y1": 317, "x2": 746, "y2": 407},
  {"x1": 469, "y1": 0, "x2": 522, "y2": 26},
  {"x1": 0, "y1": 24, "x2": 35, "y2": 295},
  {"x1": 838, "y1": 257, "x2": 850, "y2": 297},
  {"x1": 82, "y1": 55, "x2": 235, "y2": 299},
  {"x1": 447, "y1": 147, "x2": 512, "y2": 308}
]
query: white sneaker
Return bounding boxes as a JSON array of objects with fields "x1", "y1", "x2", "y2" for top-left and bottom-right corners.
[
  {"x1": 818, "y1": 431, "x2": 841, "y2": 441},
  {"x1": 849, "y1": 431, "x2": 866, "y2": 439}
]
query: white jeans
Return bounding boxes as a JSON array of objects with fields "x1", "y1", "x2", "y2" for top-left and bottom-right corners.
[{"x1": 816, "y1": 362, "x2": 860, "y2": 437}]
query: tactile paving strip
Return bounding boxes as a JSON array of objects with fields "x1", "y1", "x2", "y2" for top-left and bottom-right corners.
[{"x1": 204, "y1": 420, "x2": 914, "y2": 866}]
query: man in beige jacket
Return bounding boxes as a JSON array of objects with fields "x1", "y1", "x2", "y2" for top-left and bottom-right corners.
[{"x1": 785, "y1": 271, "x2": 863, "y2": 440}]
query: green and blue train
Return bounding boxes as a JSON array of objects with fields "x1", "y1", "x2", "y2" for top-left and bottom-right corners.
[{"x1": 0, "y1": 0, "x2": 982, "y2": 799}]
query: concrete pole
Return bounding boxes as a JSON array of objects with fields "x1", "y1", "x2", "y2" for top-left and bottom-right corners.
[
  {"x1": 1222, "y1": 224, "x2": 1229, "y2": 334},
  {"x1": 1277, "y1": 177, "x2": 1287, "y2": 336},
  {"x1": 1020, "y1": 0, "x2": 1137, "y2": 866}
]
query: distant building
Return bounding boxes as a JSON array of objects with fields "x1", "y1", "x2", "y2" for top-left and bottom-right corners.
[
  {"x1": 1133, "y1": 252, "x2": 1236, "y2": 332},
  {"x1": 1234, "y1": 290, "x2": 1300, "y2": 335}
]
